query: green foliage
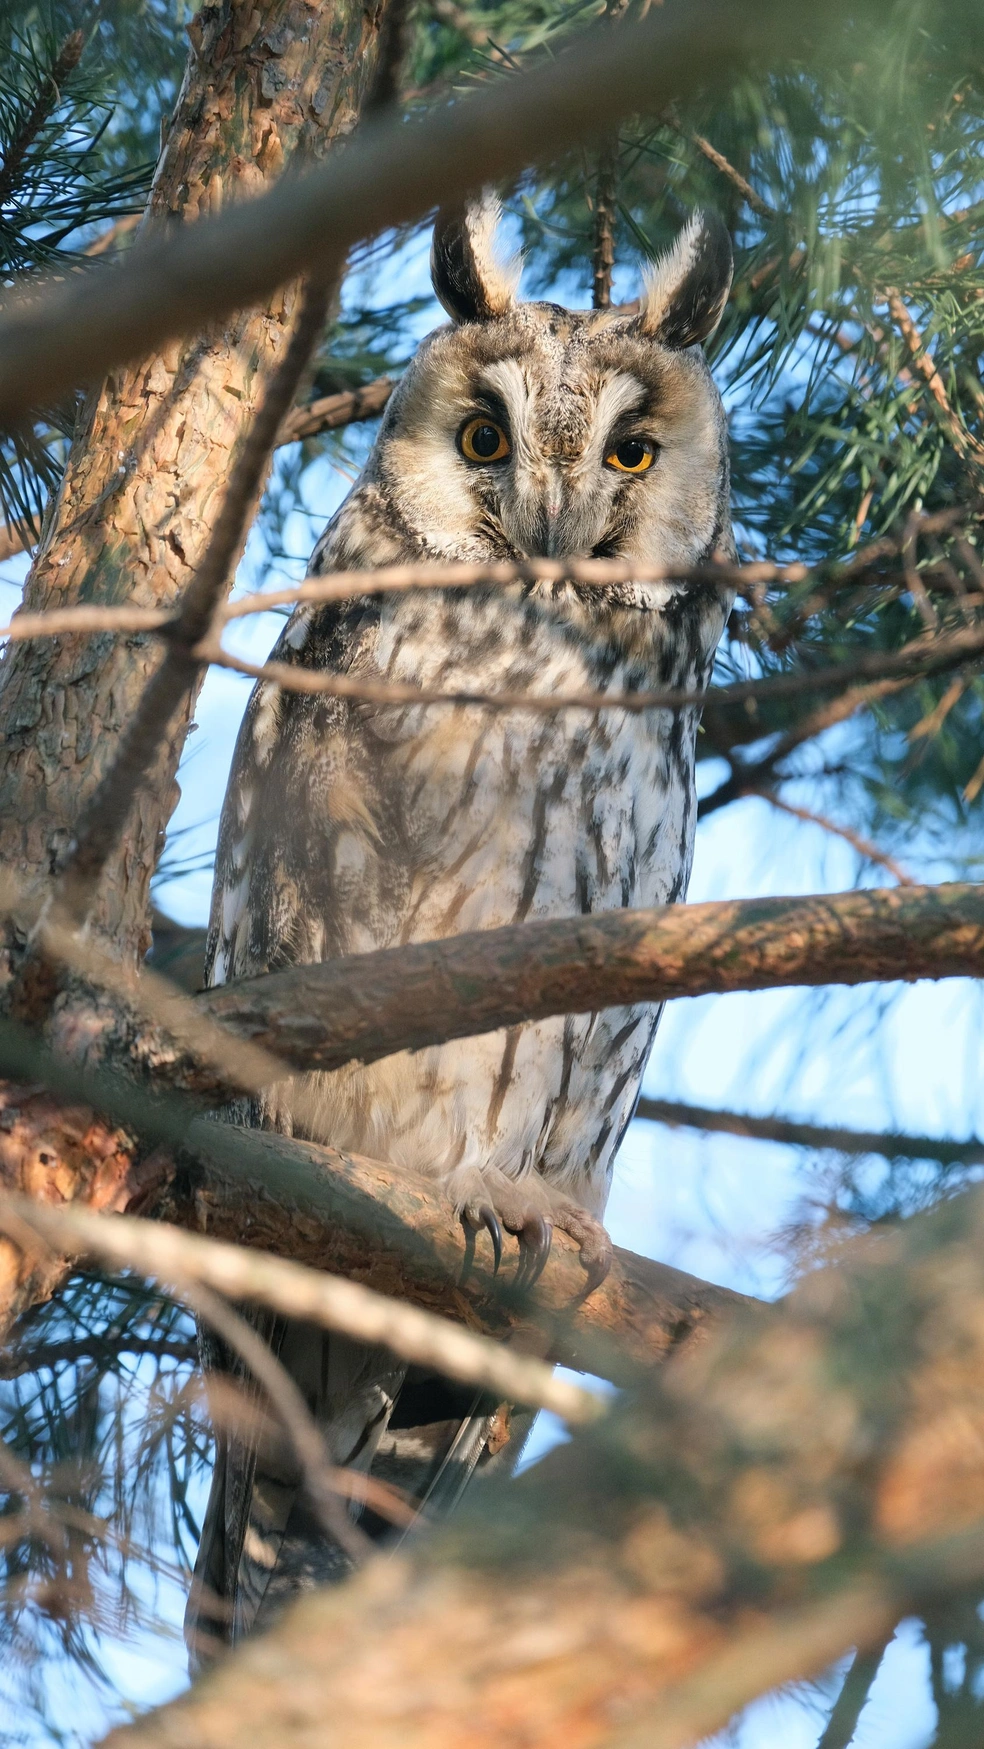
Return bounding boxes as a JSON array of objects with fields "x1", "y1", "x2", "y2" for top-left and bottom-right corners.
[{"x1": 0, "y1": 3, "x2": 186, "y2": 536}]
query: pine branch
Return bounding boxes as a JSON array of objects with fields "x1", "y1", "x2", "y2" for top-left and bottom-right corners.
[
  {"x1": 193, "y1": 881, "x2": 984, "y2": 1084},
  {"x1": 88, "y1": 1161, "x2": 984, "y2": 1749},
  {"x1": 0, "y1": 1195, "x2": 600, "y2": 1426},
  {"x1": 0, "y1": 31, "x2": 84, "y2": 210}
]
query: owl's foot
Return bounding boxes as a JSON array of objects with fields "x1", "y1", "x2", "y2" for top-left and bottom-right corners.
[
  {"x1": 458, "y1": 1176, "x2": 612, "y2": 1297},
  {"x1": 461, "y1": 1190, "x2": 553, "y2": 1291}
]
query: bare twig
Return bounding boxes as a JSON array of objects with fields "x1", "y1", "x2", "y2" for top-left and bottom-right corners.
[
  {"x1": 3, "y1": 550, "x2": 980, "y2": 720},
  {"x1": 665, "y1": 111, "x2": 778, "y2": 221},
  {"x1": 0, "y1": 555, "x2": 785, "y2": 644},
  {"x1": 815, "y1": 1634, "x2": 896, "y2": 1749},
  {"x1": 204, "y1": 618, "x2": 984, "y2": 717},
  {"x1": 172, "y1": 1277, "x2": 373, "y2": 1559},
  {"x1": 634, "y1": 1097, "x2": 984, "y2": 1170},
  {"x1": 757, "y1": 792, "x2": 915, "y2": 885},
  {"x1": 278, "y1": 375, "x2": 394, "y2": 443},
  {"x1": 885, "y1": 289, "x2": 984, "y2": 465},
  {"x1": 591, "y1": 139, "x2": 618, "y2": 310},
  {"x1": 698, "y1": 677, "x2": 913, "y2": 816},
  {"x1": 0, "y1": 0, "x2": 855, "y2": 424},
  {"x1": 0, "y1": 1194, "x2": 603, "y2": 1425},
  {"x1": 0, "y1": 1333, "x2": 199, "y2": 1378}
]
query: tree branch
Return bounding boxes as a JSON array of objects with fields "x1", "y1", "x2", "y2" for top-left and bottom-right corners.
[
  {"x1": 635, "y1": 1096, "x2": 984, "y2": 1169},
  {"x1": 0, "y1": 0, "x2": 868, "y2": 424},
  {"x1": 0, "y1": 1194, "x2": 601, "y2": 1424},
  {"x1": 195, "y1": 883, "x2": 984, "y2": 1085},
  {"x1": 92, "y1": 1167, "x2": 984, "y2": 1749},
  {"x1": 0, "y1": 1010, "x2": 744, "y2": 1379},
  {"x1": 0, "y1": 31, "x2": 84, "y2": 208}
]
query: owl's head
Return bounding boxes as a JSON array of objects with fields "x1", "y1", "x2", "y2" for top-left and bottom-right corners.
[{"x1": 367, "y1": 197, "x2": 734, "y2": 577}]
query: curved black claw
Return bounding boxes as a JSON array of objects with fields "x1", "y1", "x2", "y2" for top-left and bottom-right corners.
[
  {"x1": 478, "y1": 1205, "x2": 503, "y2": 1276},
  {"x1": 554, "y1": 1209, "x2": 614, "y2": 1301},
  {"x1": 579, "y1": 1239, "x2": 613, "y2": 1298},
  {"x1": 460, "y1": 1205, "x2": 503, "y2": 1280},
  {"x1": 514, "y1": 1213, "x2": 553, "y2": 1292}
]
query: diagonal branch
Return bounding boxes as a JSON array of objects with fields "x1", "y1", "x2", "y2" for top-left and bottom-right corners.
[
  {"x1": 0, "y1": 377, "x2": 396, "y2": 566},
  {"x1": 0, "y1": 0, "x2": 870, "y2": 425},
  {"x1": 0, "y1": 1009, "x2": 743, "y2": 1377},
  {"x1": 49, "y1": 280, "x2": 332, "y2": 938},
  {"x1": 91, "y1": 1157, "x2": 984, "y2": 1749}
]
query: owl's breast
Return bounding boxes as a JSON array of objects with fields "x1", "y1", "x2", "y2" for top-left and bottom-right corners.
[{"x1": 355, "y1": 585, "x2": 709, "y2": 939}]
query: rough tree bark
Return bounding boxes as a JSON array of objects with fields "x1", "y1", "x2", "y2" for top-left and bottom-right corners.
[{"x1": 0, "y1": 0, "x2": 386, "y2": 972}]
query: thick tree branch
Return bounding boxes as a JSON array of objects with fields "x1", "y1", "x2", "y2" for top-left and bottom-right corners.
[
  {"x1": 0, "y1": 1017, "x2": 743, "y2": 1377},
  {"x1": 195, "y1": 883, "x2": 984, "y2": 1085},
  {"x1": 0, "y1": 0, "x2": 876, "y2": 424}
]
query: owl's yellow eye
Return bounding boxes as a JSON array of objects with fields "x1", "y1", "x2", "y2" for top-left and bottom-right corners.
[
  {"x1": 605, "y1": 439, "x2": 656, "y2": 474},
  {"x1": 459, "y1": 417, "x2": 511, "y2": 464}
]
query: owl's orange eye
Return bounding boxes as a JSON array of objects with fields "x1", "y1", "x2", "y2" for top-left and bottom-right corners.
[
  {"x1": 605, "y1": 439, "x2": 656, "y2": 474},
  {"x1": 459, "y1": 417, "x2": 511, "y2": 464}
]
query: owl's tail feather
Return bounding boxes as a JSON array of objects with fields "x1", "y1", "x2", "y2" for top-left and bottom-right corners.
[{"x1": 185, "y1": 1313, "x2": 531, "y2": 1668}]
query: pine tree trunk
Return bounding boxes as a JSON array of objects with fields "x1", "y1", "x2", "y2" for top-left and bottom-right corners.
[{"x1": 0, "y1": 0, "x2": 383, "y2": 977}]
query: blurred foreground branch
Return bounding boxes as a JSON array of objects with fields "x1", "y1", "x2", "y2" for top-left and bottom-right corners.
[
  {"x1": 94, "y1": 1163, "x2": 984, "y2": 1749},
  {"x1": 0, "y1": 0, "x2": 875, "y2": 424},
  {"x1": 0, "y1": 1194, "x2": 600, "y2": 1424}
]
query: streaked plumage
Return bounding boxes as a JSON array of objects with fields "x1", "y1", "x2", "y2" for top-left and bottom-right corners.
[{"x1": 188, "y1": 201, "x2": 735, "y2": 1658}]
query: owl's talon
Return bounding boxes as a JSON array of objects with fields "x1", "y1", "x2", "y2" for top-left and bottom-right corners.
[
  {"x1": 461, "y1": 1205, "x2": 504, "y2": 1277},
  {"x1": 479, "y1": 1205, "x2": 503, "y2": 1275},
  {"x1": 513, "y1": 1213, "x2": 552, "y2": 1291}
]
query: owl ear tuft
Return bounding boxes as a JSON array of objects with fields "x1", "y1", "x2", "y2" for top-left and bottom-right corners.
[
  {"x1": 431, "y1": 193, "x2": 522, "y2": 324},
  {"x1": 635, "y1": 210, "x2": 733, "y2": 349}
]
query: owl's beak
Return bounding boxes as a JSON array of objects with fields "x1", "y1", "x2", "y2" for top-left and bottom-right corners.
[{"x1": 544, "y1": 494, "x2": 564, "y2": 557}]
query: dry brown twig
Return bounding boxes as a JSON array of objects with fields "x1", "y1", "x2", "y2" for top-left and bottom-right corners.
[
  {"x1": 2, "y1": 546, "x2": 982, "y2": 718},
  {"x1": 635, "y1": 1096, "x2": 984, "y2": 1169},
  {"x1": 756, "y1": 792, "x2": 915, "y2": 885}
]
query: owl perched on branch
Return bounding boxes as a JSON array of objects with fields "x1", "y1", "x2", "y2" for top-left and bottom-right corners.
[{"x1": 189, "y1": 199, "x2": 734, "y2": 1655}]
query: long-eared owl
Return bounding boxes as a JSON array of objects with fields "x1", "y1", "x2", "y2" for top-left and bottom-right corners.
[{"x1": 188, "y1": 199, "x2": 735, "y2": 1656}]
